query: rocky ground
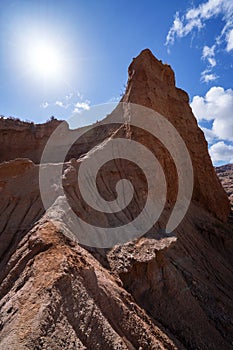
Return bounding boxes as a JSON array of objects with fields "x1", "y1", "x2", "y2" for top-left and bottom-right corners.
[{"x1": 0, "y1": 50, "x2": 232, "y2": 350}]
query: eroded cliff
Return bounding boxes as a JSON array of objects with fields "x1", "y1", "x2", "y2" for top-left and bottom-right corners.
[{"x1": 0, "y1": 49, "x2": 232, "y2": 350}]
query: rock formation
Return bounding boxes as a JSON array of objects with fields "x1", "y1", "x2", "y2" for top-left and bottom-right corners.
[
  {"x1": 0, "y1": 117, "x2": 61, "y2": 164},
  {"x1": 216, "y1": 164, "x2": 233, "y2": 209},
  {"x1": 0, "y1": 49, "x2": 232, "y2": 350},
  {"x1": 121, "y1": 49, "x2": 230, "y2": 222}
]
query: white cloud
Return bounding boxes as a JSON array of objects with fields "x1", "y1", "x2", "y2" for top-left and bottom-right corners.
[
  {"x1": 65, "y1": 92, "x2": 74, "y2": 100},
  {"x1": 166, "y1": 11, "x2": 203, "y2": 45},
  {"x1": 202, "y1": 127, "x2": 217, "y2": 143},
  {"x1": 166, "y1": 0, "x2": 233, "y2": 82},
  {"x1": 201, "y1": 71, "x2": 219, "y2": 83},
  {"x1": 201, "y1": 45, "x2": 218, "y2": 82},
  {"x1": 226, "y1": 28, "x2": 233, "y2": 51},
  {"x1": 202, "y1": 45, "x2": 216, "y2": 67},
  {"x1": 41, "y1": 102, "x2": 49, "y2": 109},
  {"x1": 55, "y1": 101, "x2": 64, "y2": 108},
  {"x1": 209, "y1": 141, "x2": 233, "y2": 163},
  {"x1": 73, "y1": 101, "x2": 90, "y2": 114},
  {"x1": 40, "y1": 91, "x2": 90, "y2": 114},
  {"x1": 187, "y1": 0, "x2": 223, "y2": 19},
  {"x1": 166, "y1": 0, "x2": 225, "y2": 46},
  {"x1": 55, "y1": 100, "x2": 70, "y2": 109},
  {"x1": 191, "y1": 86, "x2": 233, "y2": 141},
  {"x1": 108, "y1": 96, "x2": 120, "y2": 103},
  {"x1": 76, "y1": 91, "x2": 84, "y2": 100}
]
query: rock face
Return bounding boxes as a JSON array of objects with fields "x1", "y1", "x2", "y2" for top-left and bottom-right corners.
[
  {"x1": 0, "y1": 49, "x2": 233, "y2": 350},
  {"x1": 216, "y1": 164, "x2": 233, "y2": 208},
  {"x1": 122, "y1": 49, "x2": 230, "y2": 222},
  {"x1": 0, "y1": 118, "x2": 62, "y2": 164},
  {"x1": 0, "y1": 117, "x2": 120, "y2": 165}
]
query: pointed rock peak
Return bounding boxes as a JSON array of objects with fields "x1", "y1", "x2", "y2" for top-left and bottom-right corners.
[
  {"x1": 128, "y1": 48, "x2": 175, "y2": 87},
  {"x1": 135, "y1": 48, "x2": 155, "y2": 59},
  {"x1": 121, "y1": 49, "x2": 230, "y2": 222},
  {"x1": 132, "y1": 48, "x2": 160, "y2": 63}
]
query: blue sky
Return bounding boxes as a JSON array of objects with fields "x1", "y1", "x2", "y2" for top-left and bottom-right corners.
[{"x1": 0, "y1": 0, "x2": 232, "y2": 165}]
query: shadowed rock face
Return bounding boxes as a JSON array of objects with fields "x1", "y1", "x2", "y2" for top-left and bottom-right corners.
[
  {"x1": 0, "y1": 49, "x2": 233, "y2": 350},
  {"x1": 0, "y1": 117, "x2": 115, "y2": 165},
  {"x1": 216, "y1": 164, "x2": 233, "y2": 208},
  {"x1": 122, "y1": 49, "x2": 230, "y2": 222},
  {"x1": 0, "y1": 118, "x2": 62, "y2": 163}
]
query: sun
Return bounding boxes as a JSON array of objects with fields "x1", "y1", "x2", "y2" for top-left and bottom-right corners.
[
  {"x1": 27, "y1": 41, "x2": 62, "y2": 79},
  {"x1": 13, "y1": 27, "x2": 74, "y2": 86},
  {"x1": 24, "y1": 38, "x2": 64, "y2": 81}
]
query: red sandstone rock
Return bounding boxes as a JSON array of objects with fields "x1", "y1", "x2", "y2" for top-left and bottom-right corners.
[
  {"x1": 121, "y1": 49, "x2": 230, "y2": 222},
  {"x1": 0, "y1": 118, "x2": 62, "y2": 163},
  {"x1": 216, "y1": 164, "x2": 233, "y2": 208},
  {"x1": 0, "y1": 49, "x2": 232, "y2": 350}
]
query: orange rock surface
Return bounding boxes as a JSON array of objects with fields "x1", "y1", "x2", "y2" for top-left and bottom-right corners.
[{"x1": 0, "y1": 50, "x2": 232, "y2": 350}]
